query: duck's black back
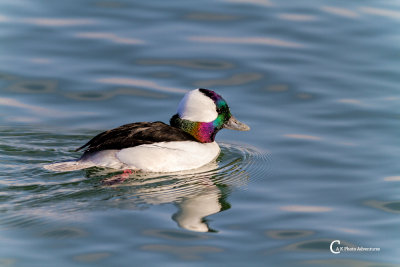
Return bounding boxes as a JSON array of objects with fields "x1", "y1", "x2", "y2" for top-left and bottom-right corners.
[{"x1": 76, "y1": 121, "x2": 198, "y2": 154}]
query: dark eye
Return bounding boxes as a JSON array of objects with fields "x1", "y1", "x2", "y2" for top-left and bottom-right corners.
[{"x1": 217, "y1": 104, "x2": 229, "y2": 114}]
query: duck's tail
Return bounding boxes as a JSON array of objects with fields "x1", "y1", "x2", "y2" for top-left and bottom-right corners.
[{"x1": 43, "y1": 161, "x2": 93, "y2": 172}]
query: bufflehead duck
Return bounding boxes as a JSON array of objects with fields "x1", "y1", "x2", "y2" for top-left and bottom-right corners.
[{"x1": 44, "y1": 88, "x2": 250, "y2": 173}]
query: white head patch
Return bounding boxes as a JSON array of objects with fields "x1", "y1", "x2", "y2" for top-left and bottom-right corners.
[{"x1": 177, "y1": 89, "x2": 218, "y2": 122}]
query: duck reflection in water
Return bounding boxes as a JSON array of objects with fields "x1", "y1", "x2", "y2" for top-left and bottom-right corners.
[
  {"x1": 171, "y1": 181, "x2": 231, "y2": 233},
  {"x1": 84, "y1": 160, "x2": 246, "y2": 232}
]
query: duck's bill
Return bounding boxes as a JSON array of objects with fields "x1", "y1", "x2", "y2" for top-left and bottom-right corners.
[{"x1": 223, "y1": 116, "x2": 250, "y2": 131}]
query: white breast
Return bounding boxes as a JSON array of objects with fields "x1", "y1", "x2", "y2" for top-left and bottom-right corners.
[{"x1": 116, "y1": 141, "x2": 220, "y2": 172}]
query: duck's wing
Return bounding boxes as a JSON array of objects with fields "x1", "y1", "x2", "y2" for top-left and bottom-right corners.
[{"x1": 76, "y1": 121, "x2": 198, "y2": 153}]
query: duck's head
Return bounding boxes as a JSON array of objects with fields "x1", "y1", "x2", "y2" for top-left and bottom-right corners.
[{"x1": 170, "y1": 88, "x2": 250, "y2": 143}]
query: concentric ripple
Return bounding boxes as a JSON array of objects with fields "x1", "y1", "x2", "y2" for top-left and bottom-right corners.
[
  {"x1": 84, "y1": 142, "x2": 271, "y2": 206},
  {"x1": 0, "y1": 128, "x2": 270, "y2": 228}
]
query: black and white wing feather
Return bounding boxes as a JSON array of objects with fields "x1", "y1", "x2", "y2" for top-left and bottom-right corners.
[{"x1": 76, "y1": 121, "x2": 198, "y2": 154}]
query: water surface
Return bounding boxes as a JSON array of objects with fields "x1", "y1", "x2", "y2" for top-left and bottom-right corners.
[{"x1": 1, "y1": 0, "x2": 400, "y2": 266}]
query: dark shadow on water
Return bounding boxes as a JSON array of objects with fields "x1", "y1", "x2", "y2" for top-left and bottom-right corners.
[
  {"x1": 266, "y1": 229, "x2": 314, "y2": 239},
  {"x1": 6, "y1": 80, "x2": 57, "y2": 94},
  {"x1": 365, "y1": 200, "x2": 400, "y2": 214},
  {"x1": 65, "y1": 87, "x2": 167, "y2": 101}
]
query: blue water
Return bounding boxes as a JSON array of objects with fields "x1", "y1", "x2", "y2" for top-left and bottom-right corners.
[{"x1": 1, "y1": 0, "x2": 400, "y2": 266}]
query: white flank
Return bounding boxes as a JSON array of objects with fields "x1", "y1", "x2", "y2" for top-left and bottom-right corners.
[
  {"x1": 44, "y1": 142, "x2": 220, "y2": 173},
  {"x1": 116, "y1": 141, "x2": 220, "y2": 172}
]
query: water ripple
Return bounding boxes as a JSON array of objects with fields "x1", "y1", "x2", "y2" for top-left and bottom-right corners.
[
  {"x1": 0, "y1": 128, "x2": 270, "y2": 232},
  {"x1": 321, "y1": 6, "x2": 359, "y2": 18},
  {"x1": 188, "y1": 36, "x2": 304, "y2": 48},
  {"x1": 359, "y1": 6, "x2": 400, "y2": 20},
  {"x1": 23, "y1": 18, "x2": 95, "y2": 27},
  {"x1": 137, "y1": 59, "x2": 234, "y2": 70},
  {"x1": 84, "y1": 142, "x2": 270, "y2": 205},
  {"x1": 96, "y1": 77, "x2": 188, "y2": 93},
  {"x1": 75, "y1": 32, "x2": 145, "y2": 45},
  {"x1": 196, "y1": 73, "x2": 263, "y2": 87}
]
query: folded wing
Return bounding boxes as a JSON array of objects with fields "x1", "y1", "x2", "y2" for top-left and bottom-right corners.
[{"x1": 76, "y1": 121, "x2": 198, "y2": 154}]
